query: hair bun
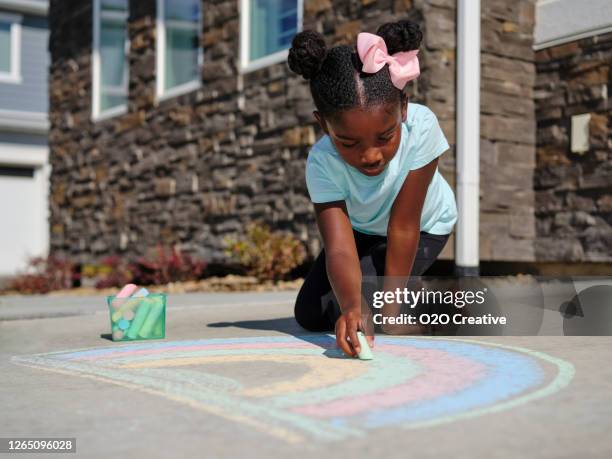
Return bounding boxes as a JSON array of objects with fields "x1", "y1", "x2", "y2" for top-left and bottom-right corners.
[
  {"x1": 287, "y1": 31, "x2": 328, "y2": 80},
  {"x1": 376, "y1": 20, "x2": 423, "y2": 55}
]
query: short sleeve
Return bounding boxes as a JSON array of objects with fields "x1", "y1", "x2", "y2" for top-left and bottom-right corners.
[
  {"x1": 409, "y1": 106, "x2": 450, "y2": 170},
  {"x1": 305, "y1": 151, "x2": 347, "y2": 203}
]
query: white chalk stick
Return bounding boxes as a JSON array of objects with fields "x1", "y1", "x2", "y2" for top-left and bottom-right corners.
[{"x1": 356, "y1": 331, "x2": 373, "y2": 360}]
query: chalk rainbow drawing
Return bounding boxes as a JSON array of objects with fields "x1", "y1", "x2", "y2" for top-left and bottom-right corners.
[{"x1": 11, "y1": 336, "x2": 574, "y2": 443}]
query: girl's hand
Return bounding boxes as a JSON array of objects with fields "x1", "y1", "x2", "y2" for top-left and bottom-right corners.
[{"x1": 334, "y1": 308, "x2": 375, "y2": 357}]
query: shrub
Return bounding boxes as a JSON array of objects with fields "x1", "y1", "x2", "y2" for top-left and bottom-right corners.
[
  {"x1": 224, "y1": 222, "x2": 306, "y2": 282},
  {"x1": 93, "y1": 255, "x2": 136, "y2": 289},
  {"x1": 7, "y1": 255, "x2": 79, "y2": 294},
  {"x1": 131, "y1": 244, "x2": 207, "y2": 286}
]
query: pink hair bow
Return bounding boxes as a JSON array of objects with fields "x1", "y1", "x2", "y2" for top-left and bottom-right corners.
[{"x1": 356, "y1": 32, "x2": 420, "y2": 90}]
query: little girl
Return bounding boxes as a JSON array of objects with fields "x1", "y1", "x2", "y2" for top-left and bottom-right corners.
[{"x1": 287, "y1": 20, "x2": 457, "y2": 357}]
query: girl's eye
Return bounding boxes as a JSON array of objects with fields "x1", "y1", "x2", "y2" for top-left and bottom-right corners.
[{"x1": 341, "y1": 137, "x2": 392, "y2": 148}]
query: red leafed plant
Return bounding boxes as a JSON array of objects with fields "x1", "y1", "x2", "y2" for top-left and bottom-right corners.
[
  {"x1": 131, "y1": 245, "x2": 206, "y2": 286},
  {"x1": 7, "y1": 255, "x2": 79, "y2": 294},
  {"x1": 94, "y1": 255, "x2": 137, "y2": 289}
]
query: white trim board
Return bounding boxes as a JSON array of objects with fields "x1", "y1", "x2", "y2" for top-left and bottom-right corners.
[
  {"x1": 0, "y1": 0, "x2": 48, "y2": 16},
  {"x1": 0, "y1": 12, "x2": 22, "y2": 84},
  {"x1": 0, "y1": 109, "x2": 48, "y2": 134},
  {"x1": 0, "y1": 141, "x2": 48, "y2": 167},
  {"x1": 534, "y1": 0, "x2": 612, "y2": 49}
]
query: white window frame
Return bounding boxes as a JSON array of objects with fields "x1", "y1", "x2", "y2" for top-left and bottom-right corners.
[
  {"x1": 156, "y1": 0, "x2": 203, "y2": 101},
  {"x1": 0, "y1": 12, "x2": 22, "y2": 84},
  {"x1": 240, "y1": 0, "x2": 303, "y2": 74},
  {"x1": 92, "y1": 0, "x2": 129, "y2": 121}
]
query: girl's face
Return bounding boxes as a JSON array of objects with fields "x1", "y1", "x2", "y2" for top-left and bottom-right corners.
[{"x1": 314, "y1": 94, "x2": 408, "y2": 177}]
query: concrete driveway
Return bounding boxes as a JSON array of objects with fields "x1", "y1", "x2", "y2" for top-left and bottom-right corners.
[{"x1": 0, "y1": 291, "x2": 610, "y2": 458}]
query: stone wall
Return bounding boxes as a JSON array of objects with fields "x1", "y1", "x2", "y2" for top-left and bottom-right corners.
[
  {"x1": 534, "y1": 32, "x2": 612, "y2": 262},
  {"x1": 48, "y1": 0, "x2": 536, "y2": 268},
  {"x1": 479, "y1": 1, "x2": 536, "y2": 261}
]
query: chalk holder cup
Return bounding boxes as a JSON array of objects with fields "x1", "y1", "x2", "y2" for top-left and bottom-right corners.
[{"x1": 106, "y1": 292, "x2": 166, "y2": 342}]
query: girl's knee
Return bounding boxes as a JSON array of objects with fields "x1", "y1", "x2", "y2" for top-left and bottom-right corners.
[
  {"x1": 294, "y1": 288, "x2": 335, "y2": 332},
  {"x1": 294, "y1": 302, "x2": 327, "y2": 332}
]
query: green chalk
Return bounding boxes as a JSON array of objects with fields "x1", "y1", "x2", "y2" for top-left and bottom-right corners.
[
  {"x1": 356, "y1": 331, "x2": 373, "y2": 360},
  {"x1": 153, "y1": 317, "x2": 164, "y2": 337},
  {"x1": 111, "y1": 288, "x2": 149, "y2": 322},
  {"x1": 126, "y1": 299, "x2": 152, "y2": 339},
  {"x1": 138, "y1": 298, "x2": 165, "y2": 338}
]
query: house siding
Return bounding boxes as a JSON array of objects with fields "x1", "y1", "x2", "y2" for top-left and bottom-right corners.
[{"x1": 0, "y1": 14, "x2": 48, "y2": 114}]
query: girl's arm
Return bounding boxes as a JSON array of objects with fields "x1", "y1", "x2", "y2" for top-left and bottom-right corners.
[
  {"x1": 386, "y1": 157, "x2": 439, "y2": 276},
  {"x1": 382, "y1": 158, "x2": 439, "y2": 331},
  {"x1": 313, "y1": 200, "x2": 370, "y2": 357}
]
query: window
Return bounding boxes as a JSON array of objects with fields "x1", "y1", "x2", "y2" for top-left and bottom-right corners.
[
  {"x1": 92, "y1": 0, "x2": 129, "y2": 119},
  {"x1": 156, "y1": 0, "x2": 202, "y2": 99},
  {"x1": 0, "y1": 12, "x2": 21, "y2": 83},
  {"x1": 240, "y1": 0, "x2": 302, "y2": 73}
]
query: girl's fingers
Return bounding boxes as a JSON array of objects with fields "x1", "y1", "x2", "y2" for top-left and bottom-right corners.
[
  {"x1": 335, "y1": 319, "x2": 355, "y2": 357},
  {"x1": 348, "y1": 326, "x2": 361, "y2": 355},
  {"x1": 360, "y1": 315, "x2": 375, "y2": 348}
]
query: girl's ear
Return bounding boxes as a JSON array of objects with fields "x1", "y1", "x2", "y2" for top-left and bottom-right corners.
[{"x1": 313, "y1": 110, "x2": 329, "y2": 135}]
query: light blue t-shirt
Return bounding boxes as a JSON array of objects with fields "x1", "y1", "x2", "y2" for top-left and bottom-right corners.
[{"x1": 305, "y1": 103, "x2": 457, "y2": 236}]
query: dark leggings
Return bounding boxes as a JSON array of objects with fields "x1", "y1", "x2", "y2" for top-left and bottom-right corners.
[{"x1": 294, "y1": 229, "x2": 450, "y2": 331}]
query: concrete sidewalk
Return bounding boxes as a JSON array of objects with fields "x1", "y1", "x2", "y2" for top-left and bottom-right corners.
[
  {"x1": 0, "y1": 290, "x2": 298, "y2": 320},
  {"x1": 1, "y1": 291, "x2": 611, "y2": 459}
]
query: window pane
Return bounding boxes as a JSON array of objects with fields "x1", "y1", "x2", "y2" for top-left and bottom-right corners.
[
  {"x1": 100, "y1": 93, "x2": 125, "y2": 111},
  {"x1": 165, "y1": 0, "x2": 199, "y2": 22},
  {"x1": 250, "y1": 0, "x2": 298, "y2": 61},
  {"x1": 100, "y1": 19, "x2": 127, "y2": 110},
  {"x1": 101, "y1": 0, "x2": 128, "y2": 13},
  {"x1": 0, "y1": 22, "x2": 11, "y2": 73},
  {"x1": 162, "y1": 0, "x2": 200, "y2": 92},
  {"x1": 280, "y1": 15, "x2": 297, "y2": 34},
  {"x1": 165, "y1": 26, "x2": 199, "y2": 90}
]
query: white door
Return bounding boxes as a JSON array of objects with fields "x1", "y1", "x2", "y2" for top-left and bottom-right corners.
[{"x1": 0, "y1": 145, "x2": 49, "y2": 277}]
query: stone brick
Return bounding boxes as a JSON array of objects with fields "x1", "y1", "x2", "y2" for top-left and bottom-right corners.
[
  {"x1": 566, "y1": 194, "x2": 596, "y2": 212},
  {"x1": 568, "y1": 66, "x2": 609, "y2": 88},
  {"x1": 282, "y1": 126, "x2": 315, "y2": 147},
  {"x1": 535, "y1": 238, "x2": 584, "y2": 262},
  {"x1": 155, "y1": 178, "x2": 176, "y2": 197},
  {"x1": 548, "y1": 41, "x2": 580, "y2": 59},
  {"x1": 115, "y1": 111, "x2": 145, "y2": 133},
  {"x1": 305, "y1": 0, "x2": 332, "y2": 16},
  {"x1": 334, "y1": 20, "x2": 363, "y2": 42},
  {"x1": 394, "y1": 0, "x2": 414, "y2": 11},
  {"x1": 597, "y1": 195, "x2": 612, "y2": 212},
  {"x1": 203, "y1": 27, "x2": 226, "y2": 47},
  {"x1": 536, "y1": 190, "x2": 563, "y2": 213}
]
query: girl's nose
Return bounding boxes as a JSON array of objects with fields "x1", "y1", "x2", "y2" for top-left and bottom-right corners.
[{"x1": 362, "y1": 150, "x2": 383, "y2": 166}]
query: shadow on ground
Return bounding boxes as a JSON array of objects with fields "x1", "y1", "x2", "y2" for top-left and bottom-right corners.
[
  {"x1": 208, "y1": 317, "x2": 304, "y2": 335},
  {"x1": 208, "y1": 317, "x2": 345, "y2": 359}
]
